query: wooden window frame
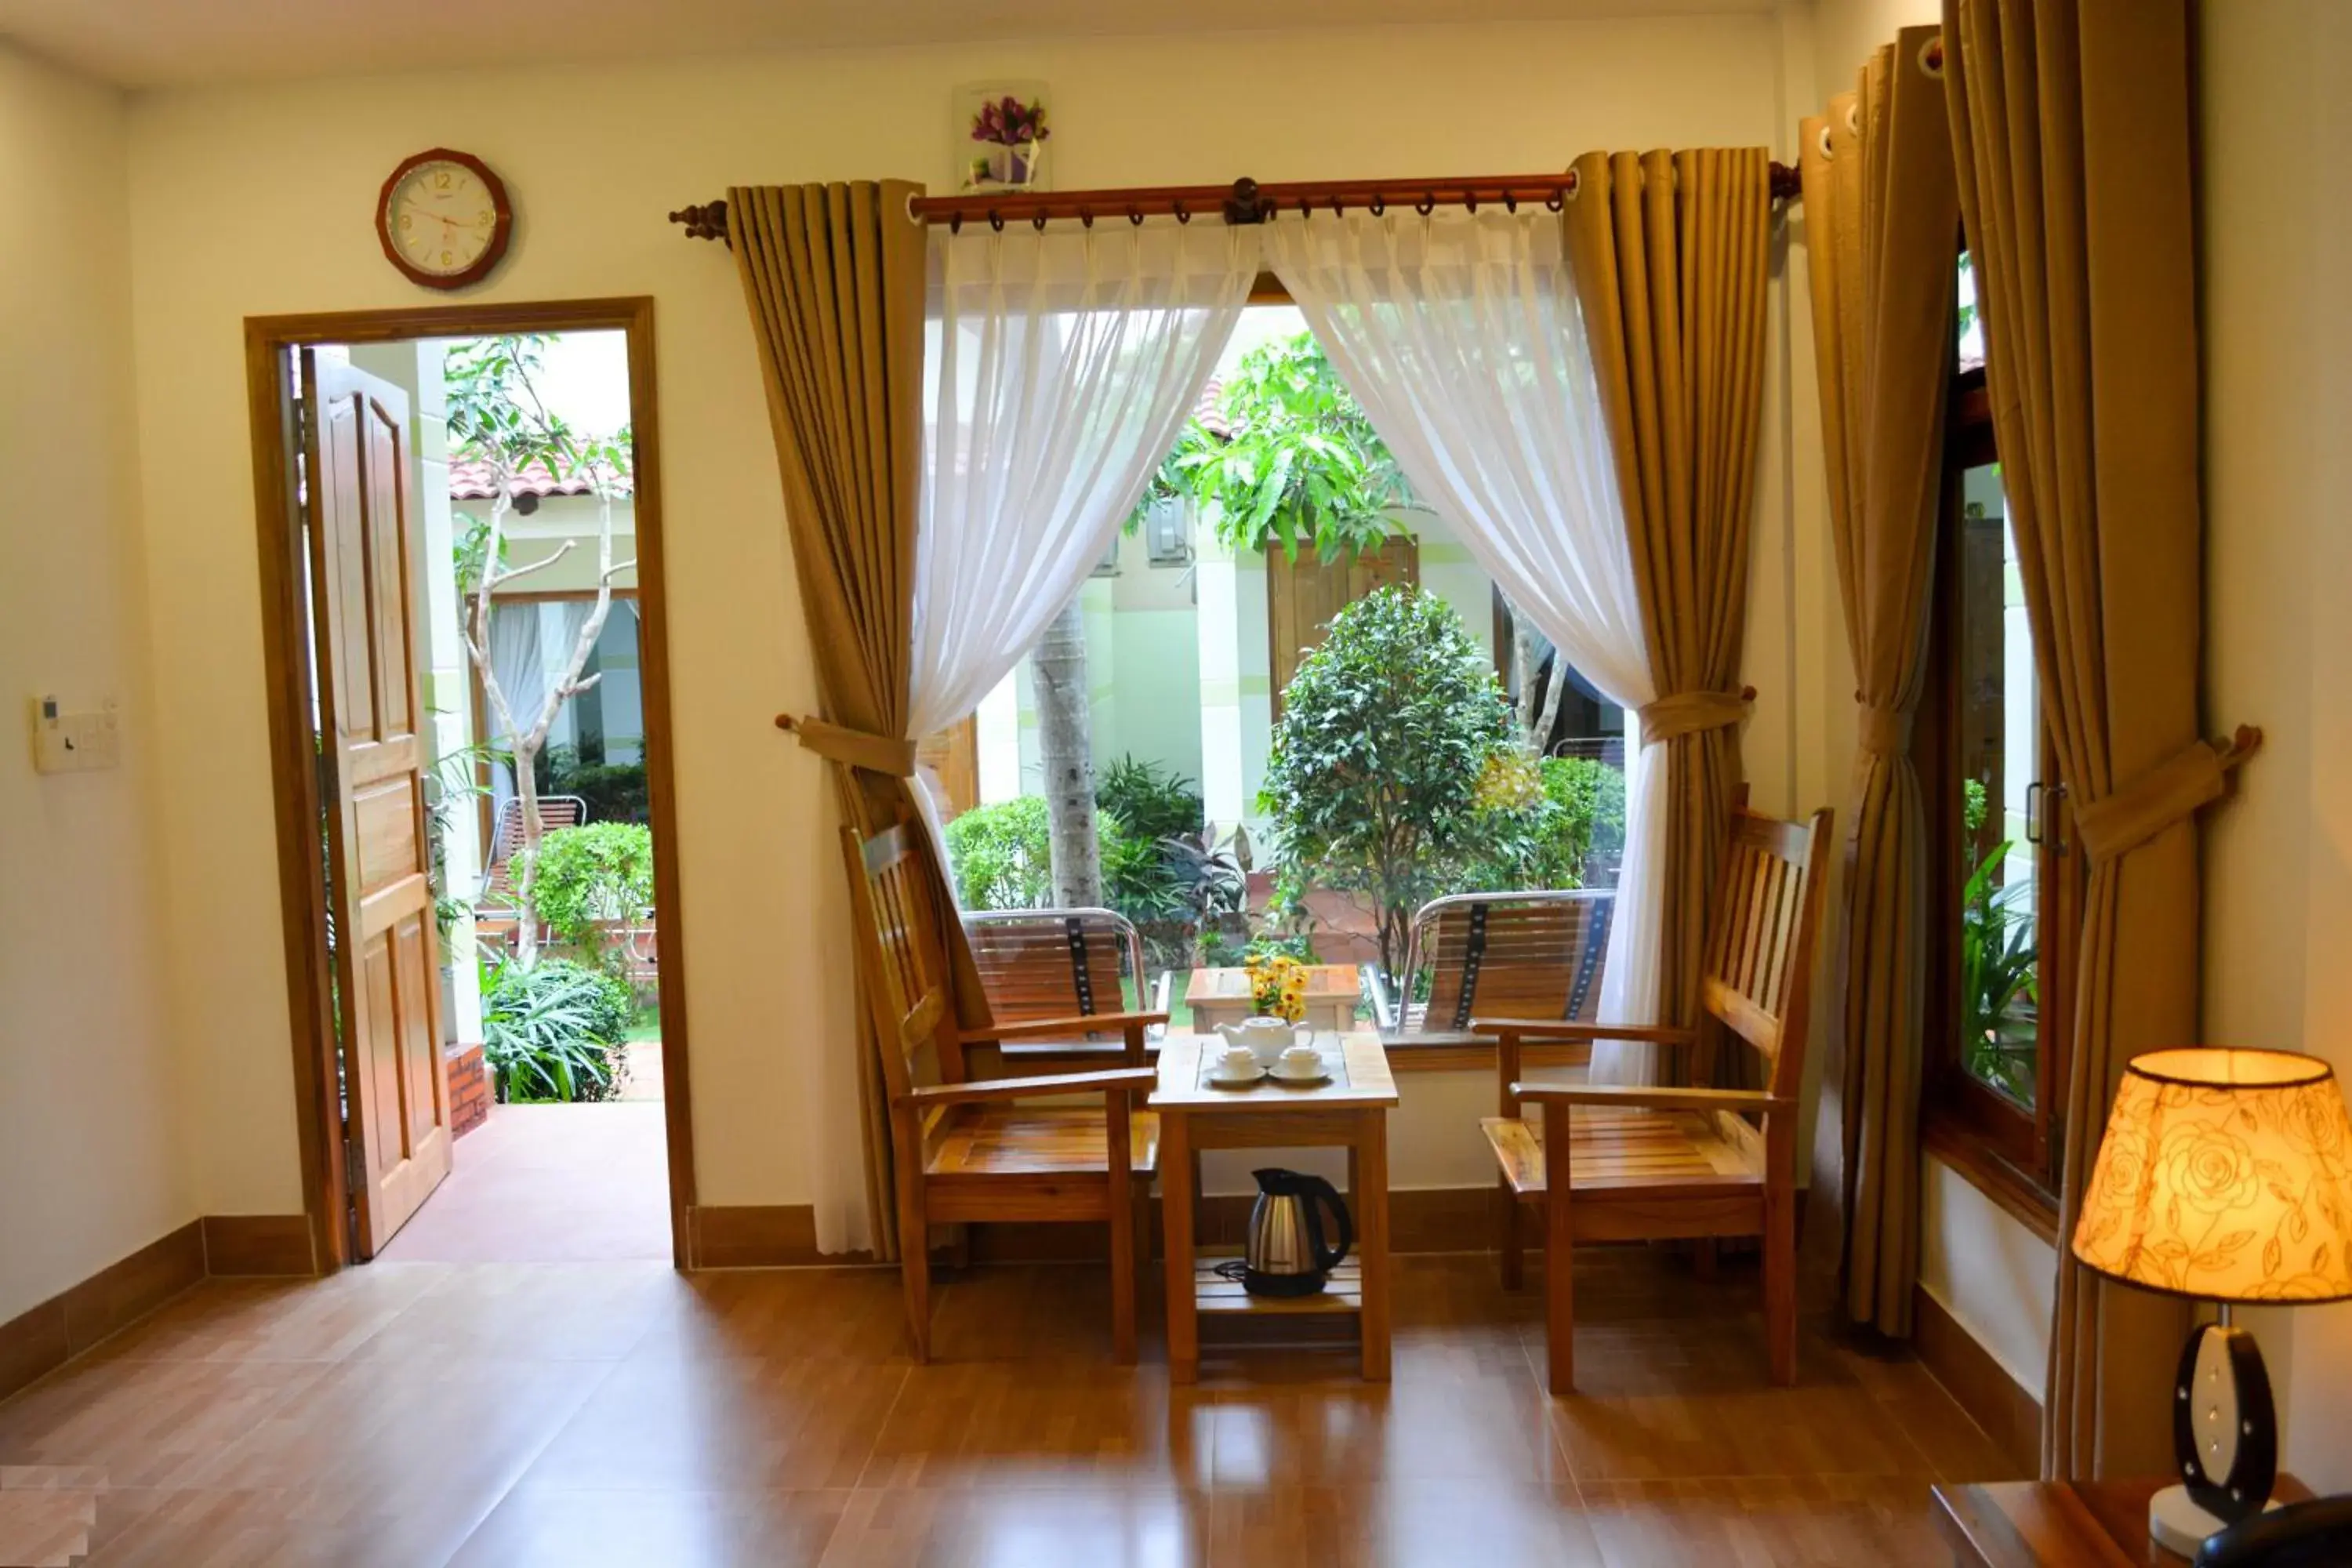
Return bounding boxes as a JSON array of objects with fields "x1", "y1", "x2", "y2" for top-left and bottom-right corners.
[{"x1": 1915, "y1": 355, "x2": 2078, "y2": 1241}]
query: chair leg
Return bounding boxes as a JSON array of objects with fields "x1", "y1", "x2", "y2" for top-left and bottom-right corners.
[
  {"x1": 894, "y1": 1154, "x2": 931, "y2": 1364},
  {"x1": 1692, "y1": 1238, "x2": 1718, "y2": 1281},
  {"x1": 1107, "y1": 1096, "x2": 1137, "y2": 1365},
  {"x1": 1498, "y1": 1178, "x2": 1524, "y2": 1291},
  {"x1": 1542, "y1": 1101, "x2": 1575, "y2": 1396},
  {"x1": 1764, "y1": 1185, "x2": 1796, "y2": 1387}
]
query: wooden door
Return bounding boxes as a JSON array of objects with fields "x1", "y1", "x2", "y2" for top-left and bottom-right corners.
[
  {"x1": 1267, "y1": 536, "x2": 1419, "y2": 716},
  {"x1": 303, "y1": 354, "x2": 452, "y2": 1258},
  {"x1": 915, "y1": 716, "x2": 980, "y2": 820}
]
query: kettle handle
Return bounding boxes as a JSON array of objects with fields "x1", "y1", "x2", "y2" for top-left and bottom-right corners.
[{"x1": 1298, "y1": 1174, "x2": 1352, "y2": 1273}]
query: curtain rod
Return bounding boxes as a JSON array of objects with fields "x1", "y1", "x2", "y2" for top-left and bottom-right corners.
[{"x1": 668, "y1": 165, "x2": 1801, "y2": 244}]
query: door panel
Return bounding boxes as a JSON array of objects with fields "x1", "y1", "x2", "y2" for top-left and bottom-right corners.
[
  {"x1": 1267, "y1": 535, "x2": 1420, "y2": 716},
  {"x1": 304, "y1": 352, "x2": 451, "y2": 1258}
]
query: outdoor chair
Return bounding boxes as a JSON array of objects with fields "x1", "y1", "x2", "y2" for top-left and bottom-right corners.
[
  {"x1": 1479, "y1": 799, "x2": 1832, "y2": 1393},
  {"x1": 843, "y1": 818, "x2": 1169, "y2": 1363},
  {"x1": 475, "y1": 793, "x2": 589, "y2": 908},
  {"x1": 964, "y1": 907, "x2": 1172, "y2": 1047},
  {"x1": 1367, "y1": 891, "x2": 1613, "y2": 1049}
]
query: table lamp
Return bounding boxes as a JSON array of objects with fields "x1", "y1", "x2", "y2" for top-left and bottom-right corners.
[{"x1": 2071, "y1": 1047, "x2": 2352, "y2": 1555}]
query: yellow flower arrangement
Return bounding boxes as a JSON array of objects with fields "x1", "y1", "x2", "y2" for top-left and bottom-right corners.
[{"x1": 1244, "y1": 953, "x2": 1310, "y2": 1024}]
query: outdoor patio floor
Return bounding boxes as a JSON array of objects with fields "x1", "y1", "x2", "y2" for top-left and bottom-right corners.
[{"x1": 376, "y1": 1098, "x2": 671, "y2": 1264}]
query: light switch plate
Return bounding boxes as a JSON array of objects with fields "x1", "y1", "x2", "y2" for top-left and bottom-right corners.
[{"x1": 31, "y1": 696, "x2": 121, "y2": 774}]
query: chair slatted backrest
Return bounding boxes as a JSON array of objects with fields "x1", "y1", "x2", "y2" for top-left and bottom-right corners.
[
  {"x1": 477, "y1": 794, "x2": 589, "y2": 906},
  {"x1": 964, "y1": 910, "x2": 1142, "y2": 1036},
  {"x1": 840, "y1": 821, "x2": 968, "y2": 1107},
  {"x1": 1407, "y1": 893, "x2": 1613, "y2": 1036},
  {"x1": 1698, "y1": 805, "x2": 1835, "y2": 1109}
]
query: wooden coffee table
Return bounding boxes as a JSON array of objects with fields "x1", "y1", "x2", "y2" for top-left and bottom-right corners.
[
  {"x1": 1184, "y1": 964, "x2": 1363, "y2": 1032},
  {"x1": 1151, "y1": 1029, "x2": 1398, "y2": 1383}
]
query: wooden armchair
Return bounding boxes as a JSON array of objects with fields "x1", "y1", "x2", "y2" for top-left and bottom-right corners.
[
  {"x1": 964, "y1": 907, "x2": 1171, "y2": 1048},
  {"x1": 1478, "y1": 803, "x2": 1833, "y2": 1393},
  {"x1": 840, "y1": 821, "x2": 1169, "y2": 1363}
]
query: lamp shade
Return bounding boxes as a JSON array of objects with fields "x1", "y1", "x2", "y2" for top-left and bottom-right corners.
[{"x1": 2071, "y1": 1048, "x2": 2352, "y2": 1303}]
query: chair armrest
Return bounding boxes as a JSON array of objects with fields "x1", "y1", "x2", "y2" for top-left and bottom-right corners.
[
  {"x1": 902, "y1": 1067, "x2": 1158, "y2": 1107},
  {"x1": 1508, "y1": 1081, "x2": 1794, "y2": 1114},
  {"x1": 1473, "y1": 1018, "x2": 1700, "y2": 1045},
  {"x1": 959, "y1": 1010, "x2": 1169, "y2": 1044}
]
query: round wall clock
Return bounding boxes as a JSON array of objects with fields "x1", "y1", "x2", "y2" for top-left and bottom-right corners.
[{"x1": 376, "y1": 148, "x2": 512, "y2": 290}]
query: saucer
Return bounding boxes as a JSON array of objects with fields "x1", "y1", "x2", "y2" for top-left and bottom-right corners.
[
  {"x1": 1267, "y1": 1064, "x2": 1331, "y2": 1087},
  {"x1": 1207, "y1": 1066, "x2": 1266, "y2": 1087}
]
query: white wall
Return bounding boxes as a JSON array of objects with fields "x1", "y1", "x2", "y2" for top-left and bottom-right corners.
[
  {"x1": 2199, "y1": 0, "x2": 2352, "y2": 1492},
  {"x1": 117, "y1": 16, "x2": 1820, "y2": 1221},
  {"x1": 0, "y1": 44, "x2": 191, "y2": 1320}
]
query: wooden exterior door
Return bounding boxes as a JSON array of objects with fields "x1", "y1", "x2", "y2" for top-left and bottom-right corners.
[
  {"x1": 1266, "y1": 536, "x2": 1419, "y2": 716},
  {"x1": 303, "y1": 354, "x2": 452, "y2": 1258}
]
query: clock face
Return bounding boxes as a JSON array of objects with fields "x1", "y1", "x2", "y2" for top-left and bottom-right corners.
[{"x1": 379, "y1": 151, "x2": 510, "y2": 288}]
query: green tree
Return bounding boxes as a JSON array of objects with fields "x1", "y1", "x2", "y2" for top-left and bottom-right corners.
[
  {"x1": 1138, "y1": 332, "x2": 1412, "y2": 562},
  {"x1": 1260, "y1": 586, "x2": 1514, "y2": 981},
  {"x1": 445, "y1": 333, "x2": 633, "y2": 967}
]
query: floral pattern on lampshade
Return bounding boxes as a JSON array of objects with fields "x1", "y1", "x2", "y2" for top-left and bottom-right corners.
[{"x1": 2072, "y1": 1047, "x2": 2352, "y2": 1303}]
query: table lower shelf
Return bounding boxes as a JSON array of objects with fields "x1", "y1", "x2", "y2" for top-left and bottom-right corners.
[{"x1": 1195, "y1": 1257, "x2": 1362, "y2": 1315}]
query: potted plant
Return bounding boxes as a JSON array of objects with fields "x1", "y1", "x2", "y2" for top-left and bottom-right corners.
[{"x1": 968, "y1": 94, "x2": 1050, "y2": 190}]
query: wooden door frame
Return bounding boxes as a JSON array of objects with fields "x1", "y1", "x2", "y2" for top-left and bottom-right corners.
[{"x1": 245, "y1": 296, "x2": 695, "y2": 1273}]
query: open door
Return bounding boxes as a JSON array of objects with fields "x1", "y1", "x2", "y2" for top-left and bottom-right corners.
[{"x1": 303, "y1": 352, "x2": 452, "y2": 1258}]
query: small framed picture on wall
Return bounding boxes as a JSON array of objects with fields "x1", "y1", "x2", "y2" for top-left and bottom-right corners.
[{"x1": 953, "y1": 81, "x2": 1052, "y2": 194}]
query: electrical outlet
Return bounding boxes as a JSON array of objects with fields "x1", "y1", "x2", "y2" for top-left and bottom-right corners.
[{"x1": 30, "y1": 695, "x2": 121, "y2": 774}]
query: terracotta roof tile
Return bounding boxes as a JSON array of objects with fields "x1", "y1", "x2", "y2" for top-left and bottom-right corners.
[{"x1": 448, "y1": 454, "x2": 633, "y2": 500}]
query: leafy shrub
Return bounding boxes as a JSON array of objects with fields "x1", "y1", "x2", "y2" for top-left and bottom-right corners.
[
  {"x1": 944, "y1": 796, "x2": 1054, "y2": 910},
  {"x1": 1095, "y1": 755, "x2": 1203, "y2": 845},
  {"x1": 1962, "y1": 842, "x2": 2038, "y2": 1102},
  {"x1": 524, "y1": 822, "x2": 654, "y2": 954},
  {"x1": 1468, "y1": 755, "x2": 1628, "y2": 891},
  {"x1": 539, "y1": 744, "x2": 649, "y2": 825},
  {"x1": 480, "y1": 957, "x2": 633, "y2": 1103},
  {"x1": 1261, "y1": 585, "x2": 1514, "y2": 980}
]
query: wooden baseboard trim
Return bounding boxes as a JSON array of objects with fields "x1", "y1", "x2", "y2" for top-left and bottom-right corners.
[
  {"x1": 0, "y1": 1220, "x2": 205, "y2": 1405},
  {"x1": 201, "y1": 1214, "x2": 318, "y2": 1277},
  {"x1": 688, "y1": 1187, "x2": 1504, "y2": 1270},
  {"x1": 1912, "y1": 1282, "x2": 2042, "y2": 1479}
]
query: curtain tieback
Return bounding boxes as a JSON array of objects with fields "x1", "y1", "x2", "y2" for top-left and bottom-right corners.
[
  {"x1": 775, "y1": 713, "x2": 917, "y2": 777},
  {"x1": 1857, "y1": 701, "x2": 1914, "y2": 757},
  {"x1": 2073, "y1": 724, "x2": 2263, "y2": 865},
  {"x1": 1638, "y1": 686, "x2": 1756, "y2": 747}
]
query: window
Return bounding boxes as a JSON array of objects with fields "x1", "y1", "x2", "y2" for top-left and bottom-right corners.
[{"x1": 1917, "y1": 251, "x2": 2078, "y2": 1215}]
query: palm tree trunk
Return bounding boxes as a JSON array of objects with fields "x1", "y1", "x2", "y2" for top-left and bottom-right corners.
[{"x1": 1034, "y1": 597, "x2": 1102, "y2": 906}]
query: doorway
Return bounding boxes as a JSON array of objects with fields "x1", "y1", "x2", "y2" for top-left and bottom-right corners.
[{"x1": 245, "y1": 299, "x2": 694, "y2": 1273}]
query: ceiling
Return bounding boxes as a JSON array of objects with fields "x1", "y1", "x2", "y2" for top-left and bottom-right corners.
[{"x1": 0, "y1": 0, "x2": 1768, "y2": 89}]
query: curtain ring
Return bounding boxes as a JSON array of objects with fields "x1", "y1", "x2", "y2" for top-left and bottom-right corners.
[
  {"x1": 1080, "y1": 209, "x2": 1094, "y2": 229},
  {"x1": 1464, "y1": 193, "x2": 1478, "y2": 212},
  {"x1": 949, "y1": 212, "x2": 964, "y2": 234},
  {"x1": 1331, "y1": 196, "x2": 1344, "y2": 216},
  {"x1": 1128, "y1": 208, "x2": 1144, "y2": 226},
  {"x1": 1032, "y1": 212, "x2": 1047, "y2": 230},
  {"x1": 1370, "y1": 194, "x2": 1385, "y2": 216},
  {"x1": 989, "y1": 212, "x2": 1004, "y2": 232},
  {"x1": 1415, "y1": 193, "x2": 1436, "y2": 216},
  {"x1": 1504, "y1": 193, "x2": 1517, "y2": 213},
  {"x1": 1174, "y1": 202, "x2": 1191, "y2": 223}
]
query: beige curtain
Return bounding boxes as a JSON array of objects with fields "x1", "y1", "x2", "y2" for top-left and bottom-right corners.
[
  {"x1": 1560, "y1": 149, "x2": 1771, "y2": 1051},
  {"x1": 729, "y1": 180, "x2": 949, "y2": 1262},
  {"x1": 1801, "y1": 30, "x2": 1960, "y2": 1339},
  {"x1": 1942, "y1": 0, "x2": 2255, "y2": 1479}
]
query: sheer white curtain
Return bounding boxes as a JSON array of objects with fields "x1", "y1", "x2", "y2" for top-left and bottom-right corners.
[
  {"x1": 1267, "y1": 209, "x2": 1665, "y2": 1083},
  {"x1": 911, "y1": 220, "x2": 1260, "y2": 742},
  {"x1": 486, "y1": 600, "x2": 593, "y2": 815}
]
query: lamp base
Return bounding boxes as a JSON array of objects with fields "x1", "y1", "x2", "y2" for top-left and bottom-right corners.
[{"x1": 2150, "y1": 1484, "x2": 2281, "y2": 1557}]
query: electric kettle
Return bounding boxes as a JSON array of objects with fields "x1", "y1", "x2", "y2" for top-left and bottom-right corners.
[{"x1": 1242, "y1": 1167, "x2": 1352, "y2": 1297}]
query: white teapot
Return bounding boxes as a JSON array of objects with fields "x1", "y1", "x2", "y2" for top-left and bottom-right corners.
[{"x1": 1217, "y1": 1015, "x2": 1312, "y2": 1066}]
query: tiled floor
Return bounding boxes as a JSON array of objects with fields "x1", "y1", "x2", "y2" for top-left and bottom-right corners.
[
  {"x1": 376, "y1": 1101, "x2": 671, "y2": 1264},
  {"x1": 0, "y1": 1247, "x2": 2017, "y2": 1565}
]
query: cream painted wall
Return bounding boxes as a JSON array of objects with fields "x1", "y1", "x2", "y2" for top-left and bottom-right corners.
[
  {"x1": 0, "y1": 45, "x2": 191, "y2": 1320},
  {"x1": 2199, "y1": 0, "x2": 2352, "y2": 1493},
  {"x1": 119, "y1": 16, "x2": 1830, "y2": 1221}
]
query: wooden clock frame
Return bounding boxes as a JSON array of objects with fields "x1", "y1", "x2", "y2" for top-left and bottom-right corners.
[{"x1": 376, "y1": 147, "x2": 513, "y2": 291}]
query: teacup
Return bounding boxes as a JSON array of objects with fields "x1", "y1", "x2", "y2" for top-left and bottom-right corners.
[
  {"x1": 1215, "y1": 1044, "x2": 1261, "y2": 1080},
  {"x1": 1274, "y1": 1041, "x2": 1323, "y2": 1079}
]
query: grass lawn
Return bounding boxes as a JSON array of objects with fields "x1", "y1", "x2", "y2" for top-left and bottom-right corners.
[{"x1": 622, "y1": 1002, "x2": 662, "y2": 1044}]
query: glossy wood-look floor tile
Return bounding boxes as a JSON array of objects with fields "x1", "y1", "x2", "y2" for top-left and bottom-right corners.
[
  {"x1": 0, "y1": 1248, "x2": 2024, "y2": 1566},
  {"x1": 448, "y1": 1485, "x2": 851, "y2": 1567}
]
